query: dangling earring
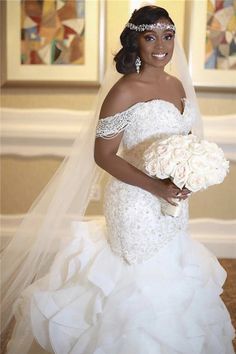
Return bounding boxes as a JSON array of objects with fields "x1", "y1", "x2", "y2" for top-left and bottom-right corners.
[{"x1": 135, "y1": 56, "x2": 141, "y2": 74}]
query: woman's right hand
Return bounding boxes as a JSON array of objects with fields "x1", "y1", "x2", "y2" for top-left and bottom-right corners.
[{"x1": 149, "y1": 178, "x2": 189, "y2": 206}]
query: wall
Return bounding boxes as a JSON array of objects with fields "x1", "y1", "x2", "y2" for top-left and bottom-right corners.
[{"x1": 1, "y1": 0, "x2": 236, "y2": 220}]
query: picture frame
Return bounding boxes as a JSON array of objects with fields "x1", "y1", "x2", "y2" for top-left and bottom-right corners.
[
  {"x1": 184, "y1": 0, "x2": 236, "y2": 92},
  {"x1": 1, "y1": 0, "x2": 105, "y2": 87}
]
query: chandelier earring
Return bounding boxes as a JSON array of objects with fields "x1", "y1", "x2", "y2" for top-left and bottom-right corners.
[{"x1": 135, "y1": 56, "x2": 141, "y2": 74}]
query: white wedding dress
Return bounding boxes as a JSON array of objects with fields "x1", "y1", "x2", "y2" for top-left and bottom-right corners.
[{"x1": 7, "y1": 98, "x2": 235, "y2": 354}]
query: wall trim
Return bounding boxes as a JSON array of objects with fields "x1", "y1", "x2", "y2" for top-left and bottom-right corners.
[
  {"x1": 1, "y1": 108, "x2": 236, "y2": 159},
  {"x1": 1, "y1": 214, "x2": 235, "y2": 258},
  {"x1": 1, "y1": 108, "x2": 90, "y2": 156}
]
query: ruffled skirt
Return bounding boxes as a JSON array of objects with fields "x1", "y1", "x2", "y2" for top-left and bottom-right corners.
[{"x1": 7, "y1": 220, "x2": 235, "y2": 354}]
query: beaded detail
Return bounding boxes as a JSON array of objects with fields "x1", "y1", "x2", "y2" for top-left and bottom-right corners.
[
  {"x1": 96, "y1": 98, "x2": 193, "y2": 141},
  {"x1": 100, "y1": 99, "x2": 196, "y2": 264},
  {"x1": 96, "y1": 103, "x2": 140, "y2": 139},
  {"x1": 104, "y1": 179, "x2": 189, "y2": 264},
  {"x1": 126, "y1": 22, "x2": 176, "y2": 33}
]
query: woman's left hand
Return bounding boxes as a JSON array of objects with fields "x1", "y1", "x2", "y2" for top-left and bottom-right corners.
[{"x1": 176, "y1": 187, "x2": 191, "y2": 200}]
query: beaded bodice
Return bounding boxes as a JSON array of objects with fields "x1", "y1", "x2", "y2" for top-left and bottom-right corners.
[
  {"x1": 96, "y1": 99, "x2": 196, "y2": 264},
  {"x1": 96, "y1": 98, "x2": 194, "y2": 168}
]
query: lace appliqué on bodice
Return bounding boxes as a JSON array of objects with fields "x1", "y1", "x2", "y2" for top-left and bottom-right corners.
[{"x1": 96, "y1": 99, "x2": 196, "y2": 264}]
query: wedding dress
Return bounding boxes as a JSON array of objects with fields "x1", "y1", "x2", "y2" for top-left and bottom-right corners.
[{"x1": 7, "y1": 98, "x2": 235, "y2": 354}]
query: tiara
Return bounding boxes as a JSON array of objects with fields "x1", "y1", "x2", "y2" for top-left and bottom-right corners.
[{"x1": 126, "y1": 22, "x2": 176, "y2": 32}]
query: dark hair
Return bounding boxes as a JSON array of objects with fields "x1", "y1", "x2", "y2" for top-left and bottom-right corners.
[{"x1": 114, "y1": 5, "x2": 175, "y2": 74}]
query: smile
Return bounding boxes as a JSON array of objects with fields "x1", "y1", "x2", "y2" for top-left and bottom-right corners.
[{"x1": 152, "y1": 53, "x2": 168, "y2": 59}]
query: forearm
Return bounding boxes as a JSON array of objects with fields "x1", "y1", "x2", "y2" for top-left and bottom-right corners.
[{"x1": 95, "y1": 153, "x2": 156, "y2": 194}]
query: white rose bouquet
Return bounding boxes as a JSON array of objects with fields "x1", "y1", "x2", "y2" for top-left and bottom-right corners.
[{"x1": 144, "y1": 134, "x2": 229, "y2": 217}]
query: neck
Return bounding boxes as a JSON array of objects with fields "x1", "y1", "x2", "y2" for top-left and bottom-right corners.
[{"x1": 139, "y1": 65, "x2": 166, "y2": 83}]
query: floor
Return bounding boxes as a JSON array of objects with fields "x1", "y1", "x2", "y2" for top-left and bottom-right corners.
[
  {"x1": 219, "y1": 258, "x2": 236, "y2": 352},
  {"x1": 1, "y1": 258, "x2": 236, "y2": 354}
]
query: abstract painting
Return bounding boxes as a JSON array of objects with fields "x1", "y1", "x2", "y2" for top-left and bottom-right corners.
[
  {"x1": 186, "y1": 0, "x2": 236, "y2": 90},
  {"x1": 205, "y1": 0, "x2": 236, "y2": 70},
  {"x1": 3, "y1": 0, "x2": 105, "y2": 86},
  {"x1": 21, "y1": 0, "x2": 85, "y2": 65}
]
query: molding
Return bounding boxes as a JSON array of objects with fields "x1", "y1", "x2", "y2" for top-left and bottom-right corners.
[
  {"x1": 203, "y1": 114, "x2": 236, "y2": 161},
  {"x1": 0, "y1": 108, "x2": 90, "y2": 156},
  {"x1": 188, "y1": 218, "x2": 236, "y2": 258},
  {"x1": 1, "y1": 108, "x2": 236, "y2": 159},
  {"x1": 1, "y1": 214, "x2": 235, "y2": 258}
]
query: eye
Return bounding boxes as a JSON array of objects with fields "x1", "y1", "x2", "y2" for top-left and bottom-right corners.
[
  {"x1": 163, "y1": 33, "x2": 174, "y2": 40},
  {"x1": 143, "y1": 34, "x2": 156, "y2": 41}
]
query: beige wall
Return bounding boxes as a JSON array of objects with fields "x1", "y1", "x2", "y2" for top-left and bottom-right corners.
[{"x1": 1, "y1": 0, "x2": 236, "y2": 219}]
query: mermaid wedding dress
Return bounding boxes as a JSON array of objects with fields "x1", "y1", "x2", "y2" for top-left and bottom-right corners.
[{"x1": 7, "y1": 98, "x2": 235, "y2": 354}]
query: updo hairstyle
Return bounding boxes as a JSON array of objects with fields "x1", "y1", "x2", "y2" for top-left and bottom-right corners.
[{"x1": 114, "y1": 5, "x2": 175, "y2": 74}]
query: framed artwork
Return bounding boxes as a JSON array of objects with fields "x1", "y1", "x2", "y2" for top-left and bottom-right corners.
[
  {"x1": 185, "y1": 0, "x2": 236, "y2": 91},
  {"x1": 2, "y1": 0, "x2": 105, "y2": 87}
]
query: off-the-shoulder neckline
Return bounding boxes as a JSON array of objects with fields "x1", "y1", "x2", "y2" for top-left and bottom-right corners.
[{"x1": 99, "y1": 97, "x2": 189, "y2": 121}]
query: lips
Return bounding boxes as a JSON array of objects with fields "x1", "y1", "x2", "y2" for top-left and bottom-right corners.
[{"x1": 152, "y1": 53, "x2": 168, "y2": 59}]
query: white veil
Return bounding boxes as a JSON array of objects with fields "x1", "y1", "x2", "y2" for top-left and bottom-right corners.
[{"x1": 1, "y1": 26, "x2": 203, "y2": 348}]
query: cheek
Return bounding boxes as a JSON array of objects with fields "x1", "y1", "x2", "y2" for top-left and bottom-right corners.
[
  {"x1": 166, "y1": 41, "x2": 174, "y2": 54},
  {"x1": 139, "y1": 43, "x2": 153, "y2": 57}
]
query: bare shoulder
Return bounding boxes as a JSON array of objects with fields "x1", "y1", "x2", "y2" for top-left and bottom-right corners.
[
  {"x1": 166, "y1": 74, "x2": 186, "y2": 98},
  {"x1": 99, "y1": 75, "x2": 140, "y2": 119}
]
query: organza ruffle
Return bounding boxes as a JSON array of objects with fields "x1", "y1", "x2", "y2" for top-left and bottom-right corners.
[{"x1": 7, "y1": 220, "x2": 235, "y2": 354}]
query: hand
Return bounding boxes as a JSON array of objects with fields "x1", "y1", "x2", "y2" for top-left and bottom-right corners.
[
  {"x1": 179, "y1": 187, "x2": 191, "y2": 201},
  {"x1": 150, "y1": 178, "x2": 190, "y2": 206}
]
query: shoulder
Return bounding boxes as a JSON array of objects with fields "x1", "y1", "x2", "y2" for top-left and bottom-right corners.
[
  {"x1": 166, "y1": 74, "x2": 186, "y2": 97},
  {"x1": 99, "y1": 75, "x2": 141, "y2": 119}
]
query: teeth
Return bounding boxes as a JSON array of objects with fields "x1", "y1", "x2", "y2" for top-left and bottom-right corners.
[{"x1": 152, "y1": 53, "x2": 167, "y2": 58}]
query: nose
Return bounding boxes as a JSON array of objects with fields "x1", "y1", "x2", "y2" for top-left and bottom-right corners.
[{"x1": 155, "y1": 36, "x2": 165, "y2": 49}]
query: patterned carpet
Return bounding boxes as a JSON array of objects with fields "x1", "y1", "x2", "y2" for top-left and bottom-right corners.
[{"x1": 1, "y1": 258, "x2": 236, "y2": 354}]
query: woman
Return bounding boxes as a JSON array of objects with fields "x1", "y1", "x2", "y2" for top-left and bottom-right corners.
[{"x1": 4, "y1": 5, "x2": 235, "y2": 354}]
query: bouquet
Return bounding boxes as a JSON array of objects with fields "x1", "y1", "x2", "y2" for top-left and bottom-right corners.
[{"x1": 144, "y1": 134, "x2": 229, "y2": 217}]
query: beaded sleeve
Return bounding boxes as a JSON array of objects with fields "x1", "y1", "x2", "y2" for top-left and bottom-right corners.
[{"x1": 95, "y1": 106, "x2": 137, "y2": 139}]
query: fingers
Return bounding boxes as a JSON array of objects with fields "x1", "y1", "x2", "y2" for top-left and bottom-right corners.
[
  {"x1": 166, "y1": 197, "x2": 179, "y2": 206},
  {"x1": 175, "y1": 188, "x2": 192, "y2": 200},
  {"x1": 182, "y1": 187, "x2": 191, "y2": 194},
  {"x1": 179, "y1": 195, "x2": 188, "y2": 200},
  {"x1": 159, "y1": 179, "x2": 192, "y2": 204}
]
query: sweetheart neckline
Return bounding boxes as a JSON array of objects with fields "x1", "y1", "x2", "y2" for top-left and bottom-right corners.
[{"x1": 100, "y1": 97, "x2": 188, "y2": 121}]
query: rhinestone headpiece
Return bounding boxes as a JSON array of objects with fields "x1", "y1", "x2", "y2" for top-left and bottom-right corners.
[{"x1": 126, "y1": 22, "x2": 176, "y2": 32}]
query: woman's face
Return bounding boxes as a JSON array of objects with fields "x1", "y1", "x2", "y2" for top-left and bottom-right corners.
[{"x1": 138, "y1": 17, "x2": 175, "y2": 71}]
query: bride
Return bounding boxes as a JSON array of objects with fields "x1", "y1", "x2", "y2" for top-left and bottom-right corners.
[{"x1": 2, "y1": 5, "x2": 235, "y2": 354}]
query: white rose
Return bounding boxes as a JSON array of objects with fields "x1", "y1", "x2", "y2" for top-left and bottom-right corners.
[
  {"x1": 185, "y1": 173, "x2": 206, "y2": 192},
  {"x1": 144, "y1": 149, "x2": 156, "y2": 159},
  {"x1": 155, "y1": 157, "x2": 175, "y2": 179},
  {"x1": 205, "y1": 166, "x2": 228, "y2": 186},
  {"x1": 171, "y1": 147, "x2": 191, "y2": 162},
  {"x1": 145, "y1": 159, "x2": 158, "y2": 176},
  {"x1": 189, "y1": 142, "x2": 206, "y2": 155},
  {"x1": 170, "y1": 136, "x2": 187, "y2": 149},
  {"x1": 206, "y1": 154, "x2": 225, "y2": 169},
  {"x1": 201, "y1": 141, "x2": 224, "y2": 157},
  {"x1": 188, "y1": 155, "x2": 209, "y2": 173},
  {"x1": 156, "y1": 144, "x2": 172, "y2": 156},
  {"x1": 172, "y1": 163, "x2": 190, "y2": 189},
  {"x1": 216, "y1": 168, "x2": 228, "y2": 183},
  {"x1": 204, "y1": 172, "x2": 216, "y2": 186}
]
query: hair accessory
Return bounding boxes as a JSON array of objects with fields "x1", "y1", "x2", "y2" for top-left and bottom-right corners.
[
  {"x1": 126, "y1": 22, "x2": 176, "y2": 32},
  {"x1": 135, "y1": 56, "x2": 141, "y2": 74}
]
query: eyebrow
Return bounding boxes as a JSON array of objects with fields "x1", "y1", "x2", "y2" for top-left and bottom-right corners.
[{"x1": 143, "y1": 30, "x2": 175, "y2": 34}]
